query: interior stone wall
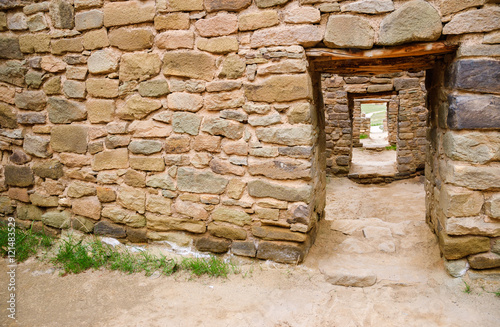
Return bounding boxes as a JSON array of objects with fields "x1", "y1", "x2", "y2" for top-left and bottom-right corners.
[
  {"x1": 321, "y1": 72, "x2": 427, "y2": 178},
  {"x1": 0, "y1": 0, "x2": 498, "y2": 267}
]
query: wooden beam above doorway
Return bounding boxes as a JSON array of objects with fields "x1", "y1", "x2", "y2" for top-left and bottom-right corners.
[{"x1": 306, "y1": 42, "x2": 458, "y2": 75}]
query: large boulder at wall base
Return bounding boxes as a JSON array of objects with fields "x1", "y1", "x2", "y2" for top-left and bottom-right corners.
[{"x1": 377, "y1": 0, "x2": 442, "y2": 46}]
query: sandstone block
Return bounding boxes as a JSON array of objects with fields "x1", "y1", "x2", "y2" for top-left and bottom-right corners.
[
  {"x1": 248, "y1": 180, "x2": 311, "y2": 202},
  {"x1": 256, "y1": 240, "x2": 307, "y2": 264},
  {"x1": 41, "y1": 210, "x2": 71, "y2": 229},
  {"x1": 117, "y1": 95, "x2": 162, "y2": 120},
  {"x1": 117, "y1": 186, "x2": 146, "y2": 214},
  {"x1": 196, "y1": 36, "x2": 238, "y2": 54},
  {"x1": 86, "y1": 78, "x2": 119, "y2": 98},
  {"x1": 468, "y1": 252, "x2": 500, "y2": 270},
  {"x1": 226, "y1": 179, "x2": 246, "y2": 200},
  {"x1": 87, "y1": 99, "x2": 115, "y2": 123},
  {"x1": 157, "y1": 30, "x2": 194, "y2": 50},
  {"x1": 248, "y1": 158, "x2": 311, "y2": 180},
  {"x1": 83, "y1": 28, "x2": 109, "y2": 50},
  {"x1": 18, "y1": 34, "x2": 49, "y2": 54},
  {"x1": 172, "y1": 112, "x2": 202, "y2": 135},
  {"x1": 94, "y1": 220, "x2": 126, "y2": 238},
  {"x1": 255, "y1": 0, "x2": 289, "y2": 8},
  {"x1": 138, "y1": 80, "x2": 170, "y2": 97},
  {"x1": 128, "y1": 121, "x2": 172, "y2": 138},
  {"x1": 488, "y1": 194, "x2": 500, "y2": 219},
  {"x1": 154, "y1": 13, "x2": 190, "y2": 30},
  {"x1": 108, "y1": 27, "x2": 153, "y2": 51},
  {"x1": 75, "y1": 0, "x2": 103, "y2": 10},
  {"x1": 157, "y1": 0, "x2": 204, "y2": 12},
  {"x1": 49, "y1": 0, "x2": 74, "y2": 29},
  {"x1": 443, "y1": 7, "x2": 500, "y2": 35},
  {"x1": 146, "y1": 213, "x2": 206, "y2": 233},
  {"x1": 248, "y1": 113, "x2": 281, "y2": 126},
  {"x1": 208, "y1": 223, "x2": 246, "y2": 240},
  {"x1": 174, "y1": 199, "x2": 208, "y2": 220},
  {"x1": 17, "y1": 204, "x2": 43, "y2": 221},
  {"x1": 195, "y1": 14, "x2": 237, "y2": 37},
  {"x1": 448, "y1": 94, "x2": 500, "y2": 130},
  {"x1": 201, "y1": 117, "x2": 244, "y2": 140},
  {"x1": 147, "y1": 194, "x2": 172, "y2": 216},
  {"x1": 40, "y1": 56, "x2": 66, "y2": 73},
  {"x1": 177, "y1": 167, "x2": 229, "y2": 194},
  {"x1": 439, "y1": 231, "x2": 490, "y2": 260},
  {"x1": 212, "y1": 207, "x2": 251, "y2": 226},
  {"x1": 218, "y1": 54, "x2": 245, "y2": 80},
  {"x1": 92, "y1": 148, "x2": 129, "y2": 171},
  {"x1": 284, "y1": 6, "x2": 320, "y2": 24},
  {"x1": 447, "y1": 217, "x2": 500, "y2": 237},
  {"x1": 448, "y1": 60, "x2": 500, "y2": 95},
  {"x1": 66, "y1": 66, "x2": 88, "y2": 80},
  {"x1": 250, "y1": 25, "x2": 322, "y2": 48},
  {"x1": 124, "y1": 169, "x2": 146, "y2": 188},
  {"x1": 23, "y1": 134, "x2": 51, "y2": 158},
  {"x1": 75, "y1": 9, "x2": 103, "y2": 31},
  {"x1": 103, "y1": 1, "x2": 155, "y2": 27},
  {"x1": 67, "y1": 181, "x2": 96, "y2": 198},
  {"x1": 193, "y1": 134, "x2": 221, "y2": 152},
  {"x1": 256, "y1": 125, "x2": 314, "y2": 146},
  {"x1": 231, "y1": 241, "x2": 256, "y2": 257},
  {"x1": 205, "y1": 0, "x2": 251, "y2": 12},
  {"x1": 62, "y1": 80, "x2": 86, "y2": 99},
  {"x1": 43, "y1": 76, "x2": 61, "y2": 95},
  {"x1": 8, "y1": 188, "x2": 30, "y2": 203},
  {"x1": 72, "y1": 196, "x2": 101, "y2": 220},
  {"x1": 167, "y1": 92, "x2": 203, "y2": 112},
  {"x1": 238, "y1": 10, "x2": 278, "y2": 31},
  {"x1": 130, "y1": 156, "x2": 165, "y2": 172},
  {"x1": 128, "y1": 140, "x2": 163, "y2": 155},
  {"x1": 378, "y1": 0, "x2": 442, "y2": 45},
  {"x1": 164, "y1": 135, "x2": 190, "y2": 154},
  {"x1": 253, "y1": 225, "x2": 306, "y2": 242},
  {"x1": 195, "y1": 237, "x2": 231, "y2": 253},
  {"x1": 4, "y1": 165, "x2": 34, "y2": 187},
  {"x1": 210, "y1": 158, "x2": 245, "y2": 176},
  {"x1": 30, "y1": 193, "x2": 59, "y2": 207},
  {"x1": 146, "y1": 173, "x2": 176, "y2": 190},
  {"x1": 163, "y1": 51, "x2": 216, "y2": 81},
  {"x1": 0, "y1": 103, "x2": 17, "y2": 129},
  {"x1": 72, "y1": 216, "x2": 95, "y2": 233},
  {"x1": 0, "y1": 36, "x2": 23, "y2": 59},
  {"x1": 88, "y1": 49, "x2": 119, "y2": 74},
  {"x1": 0, "y1": 61, "x2": 28, "y2": 87},
  {"x1": 119, "y1": 52, "x2": 162, "y2": 82},
  {"x1": 443, "y1": 131, "x2": 500, "y2": 164},
  {"x1": 341, "y1": 0, "x2": 394, "y2": 14},
  {"x1": 205, "y1": 90, "x2": 245, "y2": 111},
  {"x1": 100, "y1": 206, "x2": 145, "y2": 228},
  {"x1": 14, "y1": 90, "x2": 47, "y2": 111},
  {"x1": 321, "y1": 266, "x2": 377, "y2": 287},
  {"x1": 50, "y1": 125, "x2": 87, "y2": 154},
  {"x1": 324, "y1": 15, "x2": 373, "y2": 49},
  {"x1": 32, "y1": 160, "x2": 64, "y2": 179},
  {"x1": 245, "y1": 74, "x2": 311, "y2": 103}
]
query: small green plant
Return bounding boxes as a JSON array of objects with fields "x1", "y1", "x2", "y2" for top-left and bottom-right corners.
[
  {"x1": 53, "y1": 238, "x2": 110, "y2": 273},
  {"x1": 0, "y1": 224, "x2": 54, "y2": 262},
  {"x1": 385, "y1": 144, "x2": 397, "y2": 151},
  {"x1": 359, "y1": 134, "x2": 368, "y2": 139},
  {"x1": 463, "y1": 280, "x2": 472, "y2": 294},
  {"x1": 181, "y1": 256, "x2": 232, "y2": 277}
]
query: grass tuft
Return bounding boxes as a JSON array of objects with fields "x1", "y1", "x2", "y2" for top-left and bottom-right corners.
[
  {"x1": 0, "y1": 224, "x2": 54, "y2": 262},
  {"x1": 359, "y1": 134, "x2": 368, "y2": 139},
  {"x1": 385, "y1": 144, "x2": 397, "y2": 151},
  {"x1": 181, "y1": 256, "x2": 232, "y2": 277},
  {"x1": 462, "y1": 280, "x2": 472, "y2": 294}
]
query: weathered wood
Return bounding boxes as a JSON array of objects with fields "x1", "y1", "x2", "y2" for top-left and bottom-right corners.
[{"x1": 306, "y1": 42, "x2": 457, "y2": 61}]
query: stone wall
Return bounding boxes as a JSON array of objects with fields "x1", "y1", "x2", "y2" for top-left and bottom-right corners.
[
  {"x1": 321, "y1": 71, "x2": 427, "y2": 177},
  {"x1": 0, "y1": 0, "x2": 499, "y2": 268}
]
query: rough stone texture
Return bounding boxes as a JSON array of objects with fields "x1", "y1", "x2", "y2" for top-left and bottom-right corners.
[
  {"x1": 33, "y1": 160, "x2": 64, "y2": 179},
  {"x1": 83, "y1": 28, "x2": 109, "y2": 50},
  {"x1": 212, "y1": 207, "x2": 251, "y2": 226},
  {"x1": 157, "y1": 0, "x2": 204, "y2": 12},
  {"x1": 167, "y1": 92, "x2": 203, "y2": 112},
  {"x1": 378, "y1": 0, "x2": 442, "y2": 45},
  {"x1": 231, "y1": 241, "x2": 256, "y2": 257},
  {"x1": 147, "y1": 195, "x2": 172, "y2": 216},
  {"x1": 163, "y1": 51, "x2": 216, "y2": 81},
  {"x1": 157, "y1": 30, "x2": 194, "y2": 50},
  {"x1": 239, "y1": 10, "x2": 279, "y2": 31},
  {"x1": 23, "y1": 134, "x2": 51, "y2": 158},
  {"x1": 15, "y1": 90, "x2": 47, "y2": 111},
  {"x1": 443, "y1": 131, "x2": 500, "y2": 164},
  {"x1": 118, "y1": 95, "x2": 162, "y2": 120},
  {"x1": 341, "y1": 0, "x2": 394, "y2": 14},
  {"x1": 86, "y1": 78, "x2": 119, "y2": 98},
  {"x1": 88, "y1": 49, "x2": 119, "y2": 74},
  {"x1": 253, "y1": 225, "x2": 306, "y2": 242},
  {"x1": 256, "y1": 125, "x2": 314, "y2": 146},
  {"x1": 219, "y1": 54, "x2": 245, "y2": 79},
  {"x1": 94, "y1": 220, "x2": 126, "y2": 238},
  {"x1": 439, "y1": 232, "x2": 491, "y2": 260},
  {"x1": 63, "y1": 80, "x2": 86, "y2": 99},
  {"x1": 101, "y1": 206, "x2": 146, "y2": 227},
  {"x1": 441, "y1": 161, "x2": 500, "y2": 191},
  {"x1": 47, "y1": 97, "x2": 86, "y2": 124},
  {"x1": 468, "y1": 252, "x2": 500, "y2": 270},
  {"x1": 202, "y1": 117, "x2": 244, "y2": 140},
  {"x1": 195, "y1": 14, "x2": 238, "y2": 37},
  {"x1": 138, "y1": 80, "x2": 170, "y2": 97},
  {"x1": 245, "y1": 74, "x2": 311, "y2": 103},
  {"x1": 92, "y1": 148, "x2": 129, "y2": 171},
  {"x1": 0, "y1": 61, "x2": 28, "y2": 87},
  {"x1": 444, "y1": 258, "x2": 469, "y2": 278},
  {"x1": 195, "y1": 237, "x2": 231, "y2": 253},
  {"x1": 17, "y1": 204, "x2": 43, "y2": 221},
  {"x1": 205, "y1": 0, "x2": 251, "y2": 12},
  {"x1": 172, "y1": 112, "x2": 202, "y2": 135},
  {"x1": 50, "y1": 0, "x2": 74, "y2": 29},
  {"x1": 103, "y1": 1, "x2": 155, "y2": 27},
  {"x1": 248, "y1": 180, "x2": 311, "y2": 202},
  {"x1": 208, "y1": 223, "x2": 247, "y2": 240},
  {"x1": 443, "y1": 7, "x2": 500, "y2": 35},
  {"x1": 0, "y1": 37, "x2": 23, "y2": 59},
  {"x1": 324, "y1": 15, "x2": 374, "y2": 49},
  {"x1": 248, "y1": 158, "x2": 311, "y2": 180},
  {"x1": 50, "y1": 125, "x2": 87, "y2": 154},
  {"x1": 75, "y1": 9, "x2": 103, "y2": 31},
  {"x1": 447, "y1": 217, "x2": 500, "y2": 237},
  {"x1": 19, "y1": 34, "x2": 50, "y2": 54},
  {"x1": 256, "y1": 241, "x2": 307, "y2": 264},
  {"x1": 154, "y1": 13, "x2": 190, "y2": 30},
  {"x1": 250, "y1": 25, "x2": 322, "y2": 48},
  {"x1": 440, "y1": 185, "x2": 484, "y2": 218},
  {"x1": 197, "y1": 36, "x2": 239, "y2": 54},
  {"x1": 72, "y1": 196, "x2": 101, "y2": 220},
  {"x1": 0, "y1": 103, "x2": 18, "y2": 128},
  {"x1": 321, "y1": 265, "x2": 377, "y2": 287},
  {"x1": 72, "y1": 216, "x2": 95, "y2": 233},
  {"x1": 41, "y1": 210, "x2": 71, "y2": 229},
  {"x1": 448, "y1": 60, "x2": 500, "y2": 95},
  {"x1": 87, "y1": 99, "x2": 115, "y2": 123},
  {"x1": 130, "y1": 156, "x2": 165, "y2": 172},
  {"x1": 67, "y1": 181, "x2": 96, "y2": 198},
  {"x1": 146, "y1": 214, "x2": 206, "y2": 234},
  {"x1": 177, "y1": 167, "x2": 228, "y2": 194},
  {"x1": 109, "y1": 28, "x2": 154, "y2": 51},
  {"x1": 447, "y1": 94, "x2": 500, "y2": 130},
  {"x1": 4, "y1": 165, "x2": 34, "y2": 187}
]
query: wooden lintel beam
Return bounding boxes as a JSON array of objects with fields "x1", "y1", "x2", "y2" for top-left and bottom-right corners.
[{"x1": 306, "y1": 42, "x2": 457, "y2": 61}]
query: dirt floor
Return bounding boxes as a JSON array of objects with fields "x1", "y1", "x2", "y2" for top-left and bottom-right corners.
[{"x1": 1, "y1": 178, "x2": 499, "y2": 327}]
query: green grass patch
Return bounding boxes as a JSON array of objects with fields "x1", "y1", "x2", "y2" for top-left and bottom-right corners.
[
  {"x1": 0, "y1": 224, "x2": 54, "y2": 263},
  {"x1": 181, "y1": 256, "x2": 233, "y2": 277},
  {"x1": 359, "y1": 133, "x2": 368, "y2": 139},
  {"x1": 385, "y1": 144, "x2": 397, "y2": 151},
  {"x1": 361, "y1": 103, "x2": 387, "y2": 127}
]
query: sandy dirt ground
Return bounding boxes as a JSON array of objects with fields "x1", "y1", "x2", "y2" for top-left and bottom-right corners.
[
  {"x1": 350, "y1": 148, "x2": 396, "y2": 176},
  {"x1": 1, "y1": 178, "x2": 499, "y2": 327}
]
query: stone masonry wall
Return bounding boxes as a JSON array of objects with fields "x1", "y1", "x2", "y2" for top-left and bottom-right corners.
[
  {"x1": 321, "y1": 71, "x2": 427, "y2": 178},
  {"x1": 0, "y1": 0, "x2": 499, "y2": 267}
]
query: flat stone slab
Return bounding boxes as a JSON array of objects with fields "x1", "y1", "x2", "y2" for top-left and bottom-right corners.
[{"x1": 320, "y1": 263, "x2": 377, "y2": 287}]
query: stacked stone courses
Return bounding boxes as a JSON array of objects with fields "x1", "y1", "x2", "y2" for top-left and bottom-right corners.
[{"x1": 0, "y1": 0, "x2": 499, "y2": 269}]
